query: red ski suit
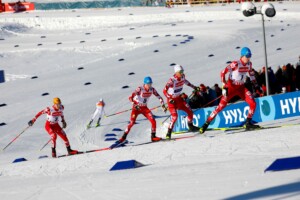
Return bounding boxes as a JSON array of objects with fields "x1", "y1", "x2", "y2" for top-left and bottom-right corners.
[
  {"x1": 207, "y1": 59, "x2": 257, "y2": 122},
  {"x1": 163, "y1": 74, "x2": 197, "y2": 129},
  {"x1": 124, "y1": 85, "x2": 164, "y2": 135},
  {"x1": 33, "y1": 105, "x2": 70, "y2": 148}
]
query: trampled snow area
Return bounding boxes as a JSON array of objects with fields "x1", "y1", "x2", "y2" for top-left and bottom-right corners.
[{"x1": 1, "y1": 2, "x2": 300, "y2": 199}]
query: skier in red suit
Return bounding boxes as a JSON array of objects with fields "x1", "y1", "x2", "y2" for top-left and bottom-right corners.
[
  {"x1": 28, "y1": 97, "x2": 78, "y2": 158},
  {"x1": 200, "y1": 47, "x2": 262, "y2": 133},
  {"x1": 163, "y1": 64, "x2": 200, "y2": 139},
  {"x1": 118, "y1": 76, "x2": 167, "y2": 142}
]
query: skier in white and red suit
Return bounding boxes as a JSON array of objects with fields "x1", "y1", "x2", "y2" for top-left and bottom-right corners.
[
  {"x1": 118, "y1": 76, "x2": 167, "y2": 142},
  {"x1": 200, "y1": 47, "x2": 263, "y2": 134},
  {"x1": 28, "y1": 97, "x2": 78, "y2": 158},
  {"x1": 163, "y1": 64, "x2": 200, "y2": 139}
]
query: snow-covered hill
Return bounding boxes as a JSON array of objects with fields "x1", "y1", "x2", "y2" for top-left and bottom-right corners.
[{"x1": 0, "y1": 2, "x2": 300, "y2": 199}]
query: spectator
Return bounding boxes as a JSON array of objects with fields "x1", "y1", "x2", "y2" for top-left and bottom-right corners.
[
  {"x1": 295, "y1": 62, "x2": 300, "y2": 90},
  {"x1": 275, "y1": 65, "x2": 283, "y2": 93},
  {"x1": 199, "y1": 83, "x2": 210, "y2": 107},
  {"x1": 206, "y1": 86, "x2": 218, "y2": 107},
  {"x1": 188, "y1": 90, "x2": 204, "y2": 109},
  {"x1": 214, "y1": 83, "x2": 222, "y2": 100}
]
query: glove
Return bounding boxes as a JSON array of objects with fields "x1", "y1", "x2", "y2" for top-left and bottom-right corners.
[
  {"x1": 161, "y1": 104, "x2": 167, "y2": 113},
  {"x1": 169, "y1": 99, "x2": 175, "y2": 104},
  {"x1": 222, "y1": 87, "x2": 228, "y2": 97},
  {"x1": 62, "y1": 120, "x2": 67, "y2": 128},
  {"x1": 181, "y1": 93, "x2": 188, "y2": 100},
  {"x1": 28, "y1": 119, "x2": 35, "y2": 126},
  {"x1": 134, "y1": 104, "x2": 140, "y2": 111},
  {"x1": 195, "y1": 87, "x2": 200, "y2": 91}
]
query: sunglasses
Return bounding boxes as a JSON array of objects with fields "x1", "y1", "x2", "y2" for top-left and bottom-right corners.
[
  {"x1": 178, "y1": 70, "x2": 184, "y2": 74},
  {"x1": 245, "y1": 54, "x2": 252, "y2": 58}
]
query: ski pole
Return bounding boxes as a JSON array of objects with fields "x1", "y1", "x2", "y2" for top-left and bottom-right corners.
[
  {"x1": 150, "y1": 104, "x2": 164, "y2": 111},
  {"x1": 105, "y1": 108, "x2": 133, "y2": 118},
  {"x1": 194, "y1": 95, "x2": 222, "y2": 112},
  {"x1": 2, "y1": 126, "x2": 30, "y2": 151},
  {"x1": 105, "y1": 105, "x2": 163, "y2": 118},
  {"x1": 39, "y1": 138, "x2": 51, "y2": 151},
  {"x1": 161, "y1": 115, "x2": 171, "y2": 124}
]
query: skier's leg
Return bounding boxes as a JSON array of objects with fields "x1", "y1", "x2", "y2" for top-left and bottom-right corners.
[
  {"x1": 166, "y1": 100, "x2": 178, "y2": 139},
  {"x1": 142, "y1": 107, "x2": 161, "y2": 141},
  {"x1": 45, "y1": 123, "x2": 57, "y2": 157},
  {"x1": 119, "y1": 109, "x2": 139, "y2": 142},
  {"x1": 177, "y1": 98, "x2": 198, "y2": 131},
  {"x1": 243, "y1": 88, "x2": 260, "y2": 129},
  {"x1": 200, "y1": 91, "x2": 234, "y2": 134},
  {"x1": 96, "y1": 118, "x2": 101, "y2": 127}
]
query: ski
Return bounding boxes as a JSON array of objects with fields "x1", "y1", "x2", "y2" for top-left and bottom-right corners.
[
  {"x1": 224, "y1": 123, "x2": 300, "y2": 134},
  {"x1": 172, "y1": 127, "x2": 228, "y2": 135},
  {"x1": 225, "y1": 125, "x2": 282, "y2": 134},
  {"x1": 57, "y1": 151, "x2": 84, "y2": 158}
]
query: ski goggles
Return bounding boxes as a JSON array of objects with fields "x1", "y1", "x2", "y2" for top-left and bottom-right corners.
[{"x1": 178, "y1": 70, "x2": 184, "y2": 74}]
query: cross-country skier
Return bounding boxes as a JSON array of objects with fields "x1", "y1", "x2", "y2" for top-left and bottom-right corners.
[
  {"x1": 163, "y1": 64, "x2": 200, "y2": 139},
  {"x1": 28, "y1": 97, "x2": 78, "y2": 158},
  {"x1": 118, "y1": 76, "x2": 167, "y2": 142},
  {"x1": 87, "y1": 98, "x2": 105, "y2": 129},
  {"x1": 200, "y1": 47, "x2": 263, "y2": 134}
]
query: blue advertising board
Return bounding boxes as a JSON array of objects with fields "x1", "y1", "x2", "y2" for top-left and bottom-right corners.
[{"x1": 173, "y1": 91, "x2": 300, "y2": 132}]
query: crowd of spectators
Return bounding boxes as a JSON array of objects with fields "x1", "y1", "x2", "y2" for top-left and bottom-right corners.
[{"x1": 185, "y1": 56, "x2": 300, "y2": 109}]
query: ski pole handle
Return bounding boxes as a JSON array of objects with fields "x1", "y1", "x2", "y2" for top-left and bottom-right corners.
[{"x1": 2, "y1": 126, "x2": 30, "y2": 151}]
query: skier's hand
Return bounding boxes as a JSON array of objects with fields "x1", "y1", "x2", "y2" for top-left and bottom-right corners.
[
  {"x1": 134, "y1": 104, "x2": 140, "y2": 111},
  {"x1": 195, "y1": 87, "x2": 200, "y2": 92},
  {"x1": 181, "y1": 93, "x2": 188, "y2": 100},
  {"x1": 62, "y1": 120, "x2": 67, "y2": 128},
  {"x1": 28, "y1": 119, "x2": 35, "y2": 126},
  {"x1": 169, "y1": 99, "x2": 175, "y2": 104},
  {"x1": 161, "y1": 104, "x2": 167, "y2": 113},
  {"x1": 222, "y1": 86, "x2": 228, "y2": 97}
]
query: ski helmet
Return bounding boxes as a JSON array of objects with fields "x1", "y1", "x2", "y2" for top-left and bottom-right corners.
[
  {"x1": 144, "y1": 76, "x2": 153, "y2": 84},
  {"x1": 241, "y1": 47, "x2": 252, "y2": 58},
  {"x1": 53, "y1": 97, "x2": 61, "y2": 104},
  {"x1": 174, "y1": 64, "x2": 184, "y2": 73},
  {"x1": 99, "y1": 98, "x2": 103, "y2": 102}
]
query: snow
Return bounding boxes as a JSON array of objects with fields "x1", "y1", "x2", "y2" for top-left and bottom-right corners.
[{"x1": 1, "y1": 2, "x2": 300, "y2": 199}]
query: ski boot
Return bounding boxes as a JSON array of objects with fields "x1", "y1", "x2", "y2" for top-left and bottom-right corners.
[
  {"x1": 199, "y1": 122, "x2": 210, "y2": 134},
  {"x1": 67, "y1": 146, "x2": 78, "y2": 155},
  {"x1": 118, "y1": 133, "x2": 128, "y2": 143},
  {"x1": 188, "y1": 122, "x2": 199, "y2": 132},
  {"x1": 87, "y1": 120, "x2": 93, "y2": 129},
  {"x1": 52, "y1": 147, "x2": 57, "y2": 158},
  {"x1": 95, "y1": 118, "x2": 101, "y2": 127},
  {"x1": 165, "y1": 128, "x2": 172, "y2": 140},
  {"x1": 244, "y1": 118, "x2": 260, "y2": 130},
  {"x1": 151, "y1": 132, "x2": 162, "y2": 142}
]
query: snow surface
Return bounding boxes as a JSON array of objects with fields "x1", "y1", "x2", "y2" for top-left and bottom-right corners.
[{"x1": 1, "y1": 2, "x2": 300, "y2": 200}]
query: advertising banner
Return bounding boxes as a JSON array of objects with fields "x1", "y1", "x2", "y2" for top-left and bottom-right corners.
[{"x1": 173, "y1": 91, "x2": 300, "y2": 132}]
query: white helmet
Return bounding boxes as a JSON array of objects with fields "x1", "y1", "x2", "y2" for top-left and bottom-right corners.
[
  {"x1": 99, "y1": 98, "x2": 103, "y2": 102},
  {"x1": 174, "y1": 64, "x2": 184, "y2": 73}
]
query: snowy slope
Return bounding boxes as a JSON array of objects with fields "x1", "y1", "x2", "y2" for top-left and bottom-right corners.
[{"x1": 0, "y1": 2, "x2": 300, "y2": 199}]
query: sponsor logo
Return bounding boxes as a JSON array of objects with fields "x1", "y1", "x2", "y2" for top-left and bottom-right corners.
[{"x1": 280, "y1": 97, "x2": 300, "y2": 115}]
